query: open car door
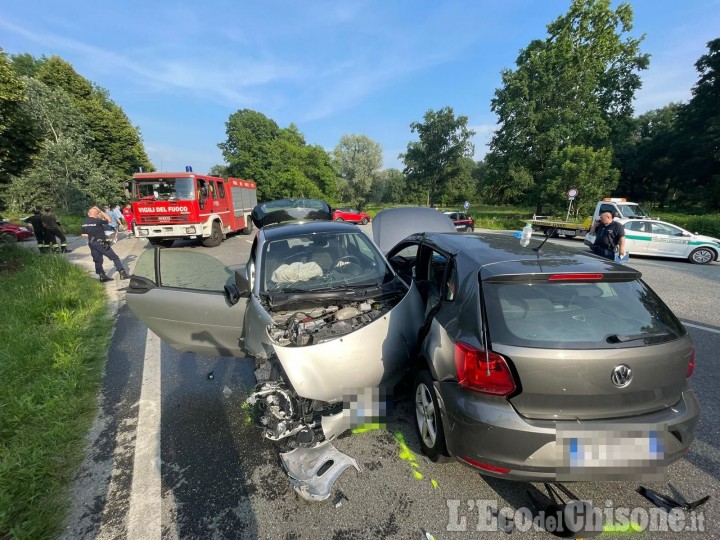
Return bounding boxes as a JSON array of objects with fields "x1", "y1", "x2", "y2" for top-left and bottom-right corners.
[{"x1": 126, "y1": 247, "x2": 249, "y2": 357}]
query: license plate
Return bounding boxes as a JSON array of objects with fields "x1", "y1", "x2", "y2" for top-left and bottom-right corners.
[{"x1": 556, "y1": 424, "x2": 666, "y2": 480}]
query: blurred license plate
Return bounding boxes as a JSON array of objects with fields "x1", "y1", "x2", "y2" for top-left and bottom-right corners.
[{"x1": 557, "y1": 425, "x2": 665, "y2": 468}]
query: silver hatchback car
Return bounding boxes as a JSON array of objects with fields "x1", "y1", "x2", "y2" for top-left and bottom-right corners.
[{"x1": 375, "y1": 210, "x2": 700, "y2": 482}]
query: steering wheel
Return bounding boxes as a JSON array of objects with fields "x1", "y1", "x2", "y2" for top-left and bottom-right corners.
[{"x1": 331, "y1": 255, "x2": 361, "y2": 272}]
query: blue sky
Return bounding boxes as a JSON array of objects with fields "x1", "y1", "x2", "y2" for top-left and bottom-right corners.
[{"x1": 2, "y1": 1, "x2": 718, "y2": 175}]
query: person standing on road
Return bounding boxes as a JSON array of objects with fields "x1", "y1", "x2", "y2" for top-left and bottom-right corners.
[
  {"x1": 590, "y1": 211, "x2": 626, "y2": 261},
  {"x1": 81, "y1": 206, "x2": 130, "y2": 282},
  {"x1": 104, "y1": 205, "x2": 120, "y2": 243},
  {"x1": 23, "y1": 207, "x2": 47, "y2": 253},
  {"x1": 41, "y1": 206, "x2": 70, "y2": 253},
  {"x1": 122, "y1": 204, "x2": 136, "y2": 237}
]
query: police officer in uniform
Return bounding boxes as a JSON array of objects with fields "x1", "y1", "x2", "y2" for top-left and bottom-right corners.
[{"x1": 81, "y1": 206, "x2": 130, "y2": 282}]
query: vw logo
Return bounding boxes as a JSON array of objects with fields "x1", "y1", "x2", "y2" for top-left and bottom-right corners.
[{"x1": 611, "y1": 364, "x2": 633, "y2": 388}]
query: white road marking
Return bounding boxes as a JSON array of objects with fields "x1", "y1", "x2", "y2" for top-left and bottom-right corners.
[
  {"x1": 682, "y1": 322, "x2": 720, "y2": 334},
  {"x1": 127, "y1": 329, "x2": 162, "y2": 539}
]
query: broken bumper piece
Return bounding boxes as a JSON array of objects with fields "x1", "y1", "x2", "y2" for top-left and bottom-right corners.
[{"x1": 279, "y1": 442, "x2": 360, "y2": 502}]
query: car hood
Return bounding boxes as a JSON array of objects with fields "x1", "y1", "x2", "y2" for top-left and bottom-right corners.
[{"x1": 371, "y1": 207, "x2": 456, "y2": 253}]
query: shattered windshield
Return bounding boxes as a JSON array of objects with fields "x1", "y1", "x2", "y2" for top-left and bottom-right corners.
[
  {"x1": 135, "y1": 177, "x2": 195, "y2": 201},
  {"x1": 263, "y1": 231, "x2": 393, "y2": 293}
]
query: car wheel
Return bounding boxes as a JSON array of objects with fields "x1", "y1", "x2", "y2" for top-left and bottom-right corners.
[
  {"x1": 335, "y1": 217, "x2": 344, "y2": 222},
  {"x1": 202, "y1": 221, "x2": 223, "y2": 247},
  {"x1": 544, "y1": 228, "x2": 559, "y2": 238},
  {"x1": 361, "y1": 217, "x2": 369, "y2": 225},
  {"x1": 414, "y1": 370, "x2": 448, "y2": 462},
  {"x1": 466, "y1": 225, "x2": 474, "y2": 233},
  {"x1": 689, "y1": 247, "x2": 714, "y2": 265}
]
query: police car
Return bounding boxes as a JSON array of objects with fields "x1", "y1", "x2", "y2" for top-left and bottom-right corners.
[{"x1": 584, "y1": 217, "x2": 720, "y2": 264}]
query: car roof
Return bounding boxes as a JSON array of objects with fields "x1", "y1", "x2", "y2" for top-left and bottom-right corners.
[
  {"x1": 262, "y1": 219, "x2": 361, "y2": 241},
  {"x1": 416, "y1": 232, "x2": 642, "y2": 280},
  {"x1": 251, "y1": 198, "x2": 332, "y2": 228}
]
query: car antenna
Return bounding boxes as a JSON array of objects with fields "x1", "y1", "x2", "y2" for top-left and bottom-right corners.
[{"x1": 532, "y1": 227, "x2": 558, "y2": 252}]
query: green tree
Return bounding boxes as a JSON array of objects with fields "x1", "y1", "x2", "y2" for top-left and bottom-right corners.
[
  {"x1": 219, "y1": 109, "x2": 280, "y2": 190},
  {"x1": 615, "y1": 104, "x2": 683, "y2": 206},
  {"x1": 35, "y1": 56, "x2": 152, "y2": 179},
  {"x1": 543, "y1": 145, "x2": 617, "y2": 217},
  {"x1": 2, "y1": 78, "x2": 121, "y2": 213},
  {"x1": 674, "y1": 38, "x2": 720, "y2": 210},
  {"x1": 401, "y1": 106, "x2": 475, "y2": 207},
  {"x1": 331, "y1": 134, "x2": 383, "y2": 207},
  {"x1": 219, "y1": 110, "x2": 337, "y2": 201},
  {"x1": 485, "y1": 0, "x2": 648, "y2": 213},
  {"x1": 0, "y1": 52, "x2": 41, "y2": 188}
]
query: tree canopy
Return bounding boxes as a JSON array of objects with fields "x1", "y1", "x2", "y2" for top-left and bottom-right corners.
[
  {"x1": 219, "y1": 109, "x2": 337, "y2": 202},
  {"x1": 0, "y1": 53, "x2": 152, "y2": 213},
  {"x1": 401, "y1": 106, "x2": 475, "y2": 208},
  {"x1": 485, "y1": 0, "x2": 648, "y2": 214},
  {"x1": 332, "y1": 134, "x2": 383, "y2": 208}
]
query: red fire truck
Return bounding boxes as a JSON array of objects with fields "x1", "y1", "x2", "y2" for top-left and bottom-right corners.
[{"x1": 130, "y1": 172, "x2": 257, "y2": 247}]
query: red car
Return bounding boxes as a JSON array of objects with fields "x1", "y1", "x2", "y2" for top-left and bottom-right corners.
[
  {"x1": 444, "y1": 211, "x2": 475, "y2": 232},
  {"x1": 0, "y1": 219, "x2": 33, "y2": 243},
  {"x1": 332, "y1": 208, "x2": 371, "y2": 225}
]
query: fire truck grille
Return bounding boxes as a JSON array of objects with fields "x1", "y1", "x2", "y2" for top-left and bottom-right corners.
[{"x1": 138, "y1": 215, "x2": 190, "y2": 224}]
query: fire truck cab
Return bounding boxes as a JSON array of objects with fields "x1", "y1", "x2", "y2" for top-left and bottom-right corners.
[{"x1": 131, "y1": 172, "x2": 257, "y2": 247}]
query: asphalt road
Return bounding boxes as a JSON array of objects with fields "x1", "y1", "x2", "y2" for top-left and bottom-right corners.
[{"x1": 62, "y1": 228, "x2": 720, "y2": 540}]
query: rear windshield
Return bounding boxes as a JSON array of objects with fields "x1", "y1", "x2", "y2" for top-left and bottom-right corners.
[{"x1": 484, "y1": 279, "x2": 686, "y2": 349}]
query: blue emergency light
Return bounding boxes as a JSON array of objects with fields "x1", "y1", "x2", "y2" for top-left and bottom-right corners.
[{"x1": 185, "y1": 165, "x2": 193, "y2": 172}]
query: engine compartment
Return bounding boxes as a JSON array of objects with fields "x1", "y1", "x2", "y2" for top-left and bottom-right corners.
[{"x1": 267, "y1": 296, "x2": 401, "y2": 347}]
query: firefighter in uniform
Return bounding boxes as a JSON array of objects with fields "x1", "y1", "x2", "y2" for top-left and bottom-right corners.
[
  {"x1": 41, "y1": 206, "x2": 70, "y2": 253},
  {"x1": 23, "y1": 207, "x2": 47, "y2": 253},
  {"x1": 81, "y1": 206, "x2": 130, "y2": 282}
]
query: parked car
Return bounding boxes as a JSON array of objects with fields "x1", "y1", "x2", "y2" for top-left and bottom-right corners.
[
  {"x1": 443, "y1": 211, "x2": 474, "y2": 232},
  {"x1": 584, "y1": 218, "x2": 719, "y2": 264},
  {"x1": 0, "y1": 218, "x2": 32, "y2": 243},
  {"x1": 127, "y1": 204, "x2": 698, "y2": 482},
  {"x1": 333, "y1": 207, "x2": 371, "y2": 225}
]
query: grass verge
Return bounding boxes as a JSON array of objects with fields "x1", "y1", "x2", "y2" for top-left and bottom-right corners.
[{"x1": 0, "y1": 245, "x2": 113, "y2": 539}]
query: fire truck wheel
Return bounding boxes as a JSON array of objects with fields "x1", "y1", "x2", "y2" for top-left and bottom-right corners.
[
  {"x1": 242, "y1": 221, "x2": 254, "y2": 235},
  {"x1": 203, "y1": 221, "x2": 223, "y2": 247}
]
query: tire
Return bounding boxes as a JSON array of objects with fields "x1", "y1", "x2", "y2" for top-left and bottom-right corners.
[
  {"x1": 465, "y1": 225, "x2": 474, "y2": 233},
  {"x1": 689, "y1": 247, "x2": 715, "y2": 265},
  {"x1": 360, "y1": 217, "x2": 369, "y2": 225},
  {"x1": 413, "y1": 370, "x2": 448, "y2": 461},
  {"x1": 149, "y1": 238, "x2": 174, "y2": 248},
  {"x1": 543, "y1": 228, "x2": 559, "y2": 238},
  {"x1": 242, "y1": 220, "x2": 254, "y2": 235},
  {"x1": 203, "y1": 221, "x2": 223, "y2": 247},
  {"x1": 335, "y1": 217, "x2": 344, "y2": 222}
]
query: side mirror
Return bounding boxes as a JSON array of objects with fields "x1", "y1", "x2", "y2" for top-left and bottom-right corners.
[{"x1": 223, "y1": 270, "x2": 251, "y2": 305}]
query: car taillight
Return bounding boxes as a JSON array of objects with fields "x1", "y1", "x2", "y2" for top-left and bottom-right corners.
[
  {"x1": 687, "y1": 346, "x2": 696, "y2": 379},
  {"x1": 454, "y1": 341, "x2": 516, "y2": 396}
]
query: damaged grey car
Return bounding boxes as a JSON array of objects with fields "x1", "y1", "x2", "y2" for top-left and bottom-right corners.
[{"x1": 126, "y1": 199, "x2": 456, "y2": 499}]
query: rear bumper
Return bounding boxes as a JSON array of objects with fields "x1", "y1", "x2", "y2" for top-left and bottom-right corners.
[{"x1": 436, "y1": 382, "x2": 700, "y2": 482}]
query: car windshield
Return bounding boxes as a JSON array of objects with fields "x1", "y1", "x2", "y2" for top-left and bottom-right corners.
[
  {"x1": 263, "y1": 231, "x2": 393, "y2": 292},
  {"x1": 135, "y1": 177, "x2": 194, "y2": 200},
  {"x1": 618, "y1": 203, "x2": 649, "y2": 218},
  {"x1": 483, "y1": 279, "x2": 686, "y2": 349}
]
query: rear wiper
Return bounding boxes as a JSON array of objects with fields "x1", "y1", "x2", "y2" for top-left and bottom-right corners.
[{"x1": 606, "y1": 332, "x2": 671, "y2": 343}]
